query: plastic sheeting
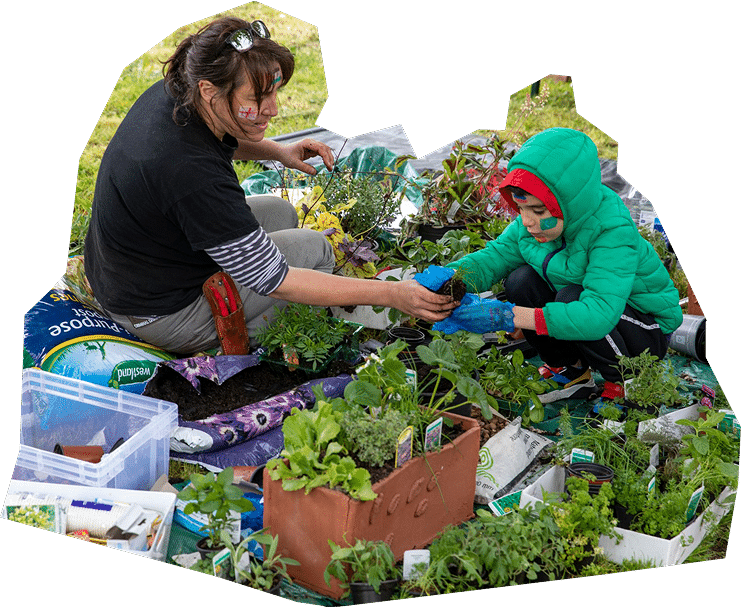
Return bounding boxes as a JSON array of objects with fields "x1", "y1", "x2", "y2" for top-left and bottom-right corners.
[{"x1": 256, "y1": 125, "x2": 657, "y2": 221}]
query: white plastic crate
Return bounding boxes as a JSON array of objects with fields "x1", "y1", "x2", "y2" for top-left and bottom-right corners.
[
  {"x1": 5, "y1": 480, "x2": 176, "y2": 561},
  {"x1": 14, "y1": 369, "x2": 178, "y2": 490}
]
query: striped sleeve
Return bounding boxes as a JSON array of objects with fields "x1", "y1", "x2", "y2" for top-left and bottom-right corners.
[{"x1": 205, "y1": 228, "x2": 288, "y2": 296}]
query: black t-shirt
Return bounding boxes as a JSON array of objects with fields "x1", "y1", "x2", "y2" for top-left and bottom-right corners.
[{"x1": 84, "y1": 81, "x2": 259, "y2": 315}]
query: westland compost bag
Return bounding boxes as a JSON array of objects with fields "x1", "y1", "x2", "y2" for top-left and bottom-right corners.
[{"x1": 24, "y1": 282, "x2": 175, "y2": 396}]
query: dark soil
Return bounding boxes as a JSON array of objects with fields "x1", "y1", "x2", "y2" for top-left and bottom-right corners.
[
  {"x1": 435, "y1": 276, "x2": 467, "y2": 302},
  {"x1": 471, "y1": 407, "x2": 509, "y2": 447},
  {"x1": 144, "y1": 358, "x2": 357, "y2": 421}
]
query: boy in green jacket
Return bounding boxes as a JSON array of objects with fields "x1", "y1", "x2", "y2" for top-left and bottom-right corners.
[{"x1": 424, "y1": 128, "x2": 683, "y2": 407}]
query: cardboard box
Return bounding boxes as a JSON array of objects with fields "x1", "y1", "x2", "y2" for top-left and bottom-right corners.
[{"x1": 519, "y1": 465, "x2": 735, "y2": 566}]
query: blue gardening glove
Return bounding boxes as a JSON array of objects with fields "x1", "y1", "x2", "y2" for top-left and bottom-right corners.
[
  {"x1": 413, "y1": 265, "x2": 455, "y2": 292},
  {"x1": 433, "y1": 293, "x2": 515, "y2": 334}
]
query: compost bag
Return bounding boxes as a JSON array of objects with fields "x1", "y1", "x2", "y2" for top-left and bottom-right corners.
[
  {"x1": 241, "y1": 144, "x2": 425, "y2": 208},
  {"x1": 24, "y1": 278, "x2": 174, "y2": 398}
]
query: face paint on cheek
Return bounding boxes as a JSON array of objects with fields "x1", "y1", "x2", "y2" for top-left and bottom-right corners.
[
  {"x1": 540, "y1": 217, "x2": 558, "y2": 231},
  {"x1": 238, "y1": 106, "x2": 258, "y2": 120},
  {"x1": 271, "y1": 70, "x2": 282, "y2": 86}
]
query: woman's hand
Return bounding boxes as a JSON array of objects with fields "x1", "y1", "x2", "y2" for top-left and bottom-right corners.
[
  {"x1": 281, "y1": 139, "x2": 334, "y2": 174},
  {"x1": 389, "y1": 280, "x2": 458, "y2": 323}
]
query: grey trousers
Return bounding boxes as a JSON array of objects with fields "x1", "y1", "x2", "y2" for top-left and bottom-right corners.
[{"x1": 106, "y1": 195, "x2": 335, "y2": 354}]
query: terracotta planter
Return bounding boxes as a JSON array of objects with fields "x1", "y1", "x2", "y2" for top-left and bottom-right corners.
[{"x1": 263, "y1": 411, "x2": 480, "y2": 599}]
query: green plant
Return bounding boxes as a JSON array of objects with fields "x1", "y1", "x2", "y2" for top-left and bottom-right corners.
[
  {"x1": 479, "y1": 348, "x2": 555, "y2": 425},
  {"x1": 324, "y1": 537, "x2": 399, "y2": 595},
  {"x1": 176, "y1": 467, "x2": 254, "y2": 549},
  {"x1": 545, "y1": 475, "x2": 619, "y2": 573},
  {"x1": 401, "y1": 135, "x2": 513, "y2": 231},
  {"x1": 413, "y1": 334, "x2": 496, "y2": 421},
  {"x1": 255, "y1": 303, "x2": 353, "y2": 370},
  {"x1": 265, "y1": 400, "x2": 377, "y2": 501},
  {"x1": 391, "y1": 228, "x2": 492, "y2": 275},
  {"x1": 220, "y1": 528, "x2": 300, "y2": 590},
  {"x1": 617, "y1": 350, "x2": 690, "y2": 410},
  {"x1": 339, "y1": 406, "x2": 413, "y2": 468}
]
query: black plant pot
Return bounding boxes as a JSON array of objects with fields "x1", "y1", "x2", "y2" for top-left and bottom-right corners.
[
  {"x1": 566, "y1": 462, "x2": 615, "y2": 496},
  {"x1": 195, "y1": 536, "x2": 224, "y2": 560},
  {"x1": 416, "y1": 223, "x2": 468, "y2": 243},
  {"x1": 349, "y1": 579, "x2": 400, "y2": 603},
  {"x1": 385, "y1": 326, "x2": 428, "y2": 348}
]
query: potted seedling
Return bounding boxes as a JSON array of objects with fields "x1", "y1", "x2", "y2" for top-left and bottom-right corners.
[
  {"x1": 324, "y1": 537, "x2": 401, "y2": 603},
  {"x1": 615, "y1": 349, "x2": 691, "y2": 415},
  {"x1": 176, "y1": 467, "x2": 254, "y2": 560},
  {"x1": 219, "y1": 528, "x2": 299, "y2": 595},
  {"x1": 264, "y1": 340, "x2": 482, "y2": 599},
  {"x1": 255, "y1": 302, "x2": 362, "y2": 373}
]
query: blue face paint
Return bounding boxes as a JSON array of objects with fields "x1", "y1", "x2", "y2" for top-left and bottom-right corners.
[{"x1": 540, "y1": 217, "x2": 558, "y2": 231}]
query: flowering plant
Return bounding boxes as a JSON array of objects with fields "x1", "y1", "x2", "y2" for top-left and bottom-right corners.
[
  {"x1": 402, "y1": 135, "x2": 514, "y2": 232},
  {"x1": 295, "y1": 186, "x2": 380, "y2": 278}
]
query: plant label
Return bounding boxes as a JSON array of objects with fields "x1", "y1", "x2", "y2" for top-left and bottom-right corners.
[
  {"x1": 403, "y1": 549, "x2": 430, "y2": 580},
  {"x1": 719, "y1": 409, "x2": 740, "y2": 438},
  {"x1": 488, "y1": 491, "x2": 521, "y2": 516},
  {"x1": 685, "y1": 485, "x2": 704, "y2": 524},
  {"x1": 405, "y1": 368, "x2": 417, "y2": 386},
  {"x1": 700, "y1": 384, "x2": 716, "y2": 399},
  {"x1": 446, "y1": 200, "x2": 461, "y2": 223},
  {"x1": 424, "y1": 417, "x2": 443, "y2": 451},
  {"x1": 570, "y1": 448, "x2": 595, "y2": 463},
  {"x1": 395, "y1": 426, "x2": 414, "y2": 468},
  {"x1": 647, "y1": 475, "x2": 656, "y2": 495},
  {"x1": 650, "y1": 443, "x2": 660, "y2": 468},
  {"x1": 212, "y1": 547, "x2": 232, "y2": 579}
]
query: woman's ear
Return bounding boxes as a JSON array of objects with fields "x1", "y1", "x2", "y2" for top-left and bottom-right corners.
[{"x1": 198, "y1": 80, "x2": 218, "y2": 103}]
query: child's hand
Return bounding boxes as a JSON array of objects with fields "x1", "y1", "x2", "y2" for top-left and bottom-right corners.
[{"x1": 433, "y1": 294, "x2": 515, "y2": 334}]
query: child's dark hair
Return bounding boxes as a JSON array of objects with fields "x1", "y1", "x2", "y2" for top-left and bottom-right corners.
[
  {"x1": 162, "y1": 16, "x2": 294, "y2": 129},
  {"x1": 505, "y1": 186, "x2": 530, "y2": 199}
]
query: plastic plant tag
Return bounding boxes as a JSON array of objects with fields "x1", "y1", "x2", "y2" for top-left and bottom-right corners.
[
  {"x1": 700, "y1": 384, "x2": 716, "y2": 399},
  {"x1": 570, "y1": 448, "x2": 595, "y2": 463},
  {"x1": 686, "y1": 485, "x2": 704, "y2": 524},
  {"x1": 648, "y1": 475, "x2": 656, "y2": 495},
  {"x1": 719, "y1": 410, "x2": 740, "y2": 438},
  {"x1": 650, "y1": 443, "x2": 660, "y2": 468},
  {"x1": 403, "y1": 549, "x2": 430, "y2": 580},
  {"x1": 212, "y1": 547, "x2": 231, "y2": 579},
  {"x1": 281, "y1": 344, "x2": 299, "y2": 370},
  {"x1": 489, "y1": 491, "x2": 522, "y2": 516},
  {"x1": 405, "y1": 368, "x2": 417, "y2": 386},
  {"x1": 236, "y1": 550, "x2": 251, "y2": 576},
  {"x1": 446, "y1": 200, "x2": 461, "y2": 223},
  {"x1": 601, "y1": 419, "x2": 625, "y2": 435},
  {"x1": 395, "y1": 426, "x2": 414, "y2": 468},
  {"x1": 424, "y1": 417, "x2": 443, "y2": 452}
]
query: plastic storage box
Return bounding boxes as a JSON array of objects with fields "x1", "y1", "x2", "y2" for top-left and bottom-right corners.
[
  {"x1": 14, "y1": 369, "x2": 178, "y2": 490},
  {"x1": 5, "y1": 480, "x2": 177, "y2": 561}
]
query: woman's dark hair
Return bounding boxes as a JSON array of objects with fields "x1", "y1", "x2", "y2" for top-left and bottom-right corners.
[{"x1": 162, "y1": 16, "x2": 295, "y2": 129}]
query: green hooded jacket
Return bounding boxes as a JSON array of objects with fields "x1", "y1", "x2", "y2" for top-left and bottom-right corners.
[{"x1": 447, "y1": 128, "x2": 682, "y2": 341}]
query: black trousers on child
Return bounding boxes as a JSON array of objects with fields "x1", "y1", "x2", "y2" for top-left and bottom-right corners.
[{"x1": 504, "y1": 265, "x2": 668, "y2": 383}]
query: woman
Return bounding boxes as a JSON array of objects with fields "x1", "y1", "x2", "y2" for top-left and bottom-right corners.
[
  {"x1": 84, "y1": 16, "x2": 455, "y2": 354},
  {"x1": 433, "y1": 127, "x2": 683, "y2": 407}
]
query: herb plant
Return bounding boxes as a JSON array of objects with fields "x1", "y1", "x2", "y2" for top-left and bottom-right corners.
[
  {"x1": 255, "y1": 303, "x2": 353, "y2": 371},
  {"x1": 219, "y1": 528, "x2": 299, "y2": 590},
  {"x1": 176, "y1": 467, "x2": 254, "y2": 549},
  {"x1": 617, "y1": 350, "x2": 690, "y2": 410},
  {"x1": 324, "y1": 537, "x2": 399, "y2": 595}
]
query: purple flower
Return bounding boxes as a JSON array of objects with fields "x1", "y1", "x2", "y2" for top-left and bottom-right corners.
[{"x1": 165, "y1": 355, "x2": 219, "y2": 392}]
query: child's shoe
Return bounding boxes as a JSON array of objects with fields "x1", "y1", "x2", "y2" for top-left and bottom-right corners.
[{"x1": 537, "y1": 364, "x2": 598, "y2": 403}]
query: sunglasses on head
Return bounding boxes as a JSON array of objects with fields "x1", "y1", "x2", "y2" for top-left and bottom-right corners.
[{"x1": 227, "y1": 20, "x2": 271, "y2": 52}]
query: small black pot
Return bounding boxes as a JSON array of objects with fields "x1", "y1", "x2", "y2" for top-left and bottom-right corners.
[
  {"x1": 416, "y1": 223, "x2": 468, "y2": 243},
  {"x1": 386, "y1": 326, "x2": 428, "y2": 348},
  {"x1": 566, "y1": 462, "x2": 615, "y2": 496},
  {"x1": 196, "y1": 537, "x2": 225, "y2": 559},
  {"x1": 350, "y1": 579, "x2": 400, "y2": 603}
]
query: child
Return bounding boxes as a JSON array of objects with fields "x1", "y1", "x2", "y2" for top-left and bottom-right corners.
[{"x1": 433, "y1": 127, "x2": 682, "y2": 407}]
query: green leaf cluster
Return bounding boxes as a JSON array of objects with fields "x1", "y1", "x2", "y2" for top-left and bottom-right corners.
[
  {"x1": 266, "y1": 401, "x2": 377, "y2": 501},
  {"x1": 176, "y1": 467, "x2": 254, "y2": 549},
  {"x1": 340, "y1": 407, "x2": 413, "y2": 468},
  {"x1": 219, "y1": 528, "x2": 300, "y2": 590},
  {"x1": 617, "y1": 350, "x2": 690, "y2": 410},
  {"x1": 479, "y1": 348, "x2": 554, "y2": 425},
  {"x1": 255, "y1": 303, "x2": 352, "y2": 370},
  {"x1": 324, "y1": 537, "x2": 399, "y2": 595}
]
